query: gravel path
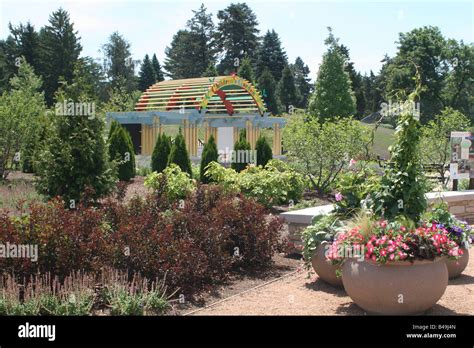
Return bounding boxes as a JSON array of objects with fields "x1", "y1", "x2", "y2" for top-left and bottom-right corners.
[{"x1": 192, "y1": 256, "x2": 474, "y2": 315}]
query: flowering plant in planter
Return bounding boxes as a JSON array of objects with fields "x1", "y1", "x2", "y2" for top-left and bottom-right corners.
[
  {"x1": 301, "y1": 214, "x2": 344, "y2": 271},
  {"x1": 327, "y1": 219, "x2": 462, "y2": 267},
  {"x1": 423, "y1": 202, "x2": 472, "y2": 249}
]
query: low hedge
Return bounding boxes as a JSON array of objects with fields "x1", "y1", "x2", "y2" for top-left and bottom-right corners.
[{"x1": 0, "y1": 185, "x2": 285, "y2": 295}]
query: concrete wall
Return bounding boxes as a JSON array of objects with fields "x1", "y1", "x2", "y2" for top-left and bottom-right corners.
[{"x1": 281, "y1": 191, "x2": 474, "y2": 252}]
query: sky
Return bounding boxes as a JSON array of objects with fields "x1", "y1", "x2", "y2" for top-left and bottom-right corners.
[{"x1": 0, "y1": 0, "x2": 472, "y2": 80}]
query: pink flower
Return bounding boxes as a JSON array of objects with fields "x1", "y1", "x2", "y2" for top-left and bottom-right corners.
[
  {"x1": 387, "y1": 245, "x2": 395, "y2": 253},
  {"x1": 389, "y1": 253, "x2": 395, "y2": 261},
  {"x1": 371, "y1": 255, "x2": 377, "y2": 262},
  {"x1": 449, "y1": 247, "x2": 459, "y2": 257},
  {"x1": 398, "y1": 251, "x2": 407, "y2": 260},
  {"x1": 380, "y1": 221, "x2": 387, "y2": 228},
  {"x1": 380, "y1": 249, "x2": 387, "y2": 257},
  {"x1": 349, "y1": 158, "x2": 357, "y2": 167},
  {"x1": 335, "y1": 192, "x2": 344, "y2": 202}
]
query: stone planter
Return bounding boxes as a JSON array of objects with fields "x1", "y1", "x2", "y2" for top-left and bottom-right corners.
[
  {"x1": 311, "y1": 244, "x2": 343, "y2": 287},
  {"x1": 446, "y1": 247, "x2": 469, "y2": 279},
  {"x1": 342, "y1": 257, "x2": 448, "y2": 315}
]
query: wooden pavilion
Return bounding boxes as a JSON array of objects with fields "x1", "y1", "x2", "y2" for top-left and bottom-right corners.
[{"x1": 106, "y1": 75, "x2": 286, "y2": 157}]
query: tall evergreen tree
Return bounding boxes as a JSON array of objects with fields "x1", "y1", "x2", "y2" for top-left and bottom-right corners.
[
  {"x1": 215, "y1": 3, "x2": 260, "y2": 74},
  {"x1": 0, "y1": 22, "x2": 41, "y2": 92},
  {"x1": 151, "y1": 133, "x2": 171, "y2": 173},
  {"x1": 199, "y1": 135, "x2": 218, "y2": 183},
  {"x1": 277, "y1": 65, "x2": 298, "y2": 112},
  {"x1": 151, "y1": 54, "x2": 164, "y2": 82},
  {"x1": 60, "y1": 57, "x2": 106, "y2": 102},
  {"x1": 164, "y1": 30, "x2": 204, "y2": 79},
  {"x1": 108, "y1": 124, "x2": 136, "y2": 181},
  {"x1": 308, "y1": 29, "x2": 356, "y2": 120},
  {"x1": 36, "y1": 97, "x2": 115, "y2": 204},
  {"x1": 102, "y1": 31, "x2": 136, "y2": 92},
  {"x1": 291, "y1": 57, "x2": 312, "y2": 108},
  {"x1": 237, "y1": 56, "x2": 255, "y2": 82},
  {"x1": 361, "y1": 71, "x2": 382, "y2": 116},
  {"x1": 38, "y1": 8, "x2": 82, "y2": 105},
  {"x1": 231, "y1": 135, "x2": 251, "y2": 173},
  {"x1": 138, "y1": 54, "x2": 155, "y2": 91},
  {"x1": 255, "y1": 30, "x2": 288, "y2": 81},
  {"x1": 258, "y1": 68, "x2": 279, "y2": 115},
  {"x1": 186, "y1": 4, "x2": 216, "y2": 77},
  {"x1": 168, "y1": 130, "x2": 192, "y2": 175},
  {"x1": 336, "y1": 44, "x2": 365, "y2": 118},
  {"x1": 255, "y1": 135, "x2": 272, "y2": 167},
  {"x1": 202, "y1": 62, "x2": 218, "y2": 77}
]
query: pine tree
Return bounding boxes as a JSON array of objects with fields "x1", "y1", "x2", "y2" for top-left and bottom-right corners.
[
  {"x1": 277, "y1": 65, "x2": 298, "y2": 113},
  {"x1": 109, "y1": 125, "x2": 136, "y2": 181},
  {"x1": 258, "y1": 68, "x2": 279, "y2": 115},
  {"x1": 291, "y1": 57, "x2": 312, "y2": 108},
  {"x1": 215, "y1": 3, "x2": 259, "y2": 74},
  {"x1": 186, "y1": 4, "x2": 216, "y2": 77},
  {"x1": 151, "y1": 54, "x2": 164, "y2": 82},
  {"x1": 255, "y1": 30, "x2": 288, "y2": 81},
  {"x1": 231, "y1": 136, "x2": 251, "y2": 173},
  {"x1": 202, "y1": 62, "x2": 218, "y2": 77},
  {"x1": 36, "y1": 100, "x2": 116, "y2": 205},
  {"x1": 168, "y1": 130, "x2": 192, "y2": 175},
  {"x1": 237, "y1": 56, "x2": 255, "y2": 83},
  {"x1": 38, "y1": 8, "x2": 82, "y2": 105},
  {"x1": 138, "y1": 54, "x2": 155, "y2": 91},
  {"x1": 102, "y1": 31, "x2": 136, "y2": 92},
  {"x1": 164, "y1": 30, "x2": 204, "y2": 79},
  {"x1": 200, "y1": 135, "x2": 218, "y2": 183},
  {"x1": 255, "y1": 135, "x2": 272, "y2": 167},
  {"x1": 2, "y1": 22, "x2": 41, "y2": 87},
  {"x1": 308, "y1": 29, "x2": 356, "y2": 120},
  {"x1": 151, "y1": 133, "x2": 171, "y2": 173}
]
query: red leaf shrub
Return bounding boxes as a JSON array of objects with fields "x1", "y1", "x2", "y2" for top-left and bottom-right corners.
[{"x1": 0, "y1": 186, "x2": 285, "y2": 294}]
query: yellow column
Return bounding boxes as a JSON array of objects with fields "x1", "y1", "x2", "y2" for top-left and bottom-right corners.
[
  {"x1": 246, "y1": 120, "x2": 252, "y2": 147},
  {"x1": 152, "y1": 117, "x2": 160, "y2": 148},
  {"x1": 140, "y1": 124, "x2": 145, "y2": 155},
  {"x1": 233, "y1": 127, "x2": 240, "y2": 144},
  {"x1": 204, "y1": 121, "x2": 210, "y2": 143},
  {"x1": 183, "y1": 120, "x2": 190, "y2": 155},
  {"x1": 211, "y1": 127, "x2": 218, "y2": 144},
  {"x1": 191, "y1": 123, "x2": 198, "y2": 156},
  {"x1": 145, "y1": 125, "x2": 151, "y2": 155},
  {"x1": 273, "y1": 124, "x2": 281, "y2": 156}
]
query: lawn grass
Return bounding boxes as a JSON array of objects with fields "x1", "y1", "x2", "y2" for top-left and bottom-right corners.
[{"x1": 365, "y1": 124, "x2": 395, "y2": 159}]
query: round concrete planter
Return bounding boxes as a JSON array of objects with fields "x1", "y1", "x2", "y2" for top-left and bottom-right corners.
[
  {"x1": 446, "y1": 247, "x2": 469, "y2": 279},
  {"x1": 342, "y1": 257, "x2": 448, "y2": 315},
  {"x1": 311, "y1": 243, "x2": 343, "y2": 287}
]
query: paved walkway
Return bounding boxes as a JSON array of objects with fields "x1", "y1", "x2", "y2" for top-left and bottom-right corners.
[{"x1": 193, "y1": 256, "x2": 474, "y2": 315}]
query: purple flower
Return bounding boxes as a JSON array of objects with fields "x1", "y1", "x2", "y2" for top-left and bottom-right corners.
[
  {"x1": 448, "y1": 225, "x2": 464, "y2": 236},
  {"x1": 335, "y1": 192, "x2": 344, "y2": 202}
]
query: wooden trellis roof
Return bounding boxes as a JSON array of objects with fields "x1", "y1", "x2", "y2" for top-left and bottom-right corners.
[{"x1": 135, "y1": 75, "x2": 266, "y2": 116}]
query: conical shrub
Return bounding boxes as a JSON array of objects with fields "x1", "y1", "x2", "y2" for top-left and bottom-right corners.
[
  {"x1": 168, "y1": 130, "x2": 192, "y2": 176},
  {"x1": 200, "y1": 135, "x2": 218, "y2": 183}
]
